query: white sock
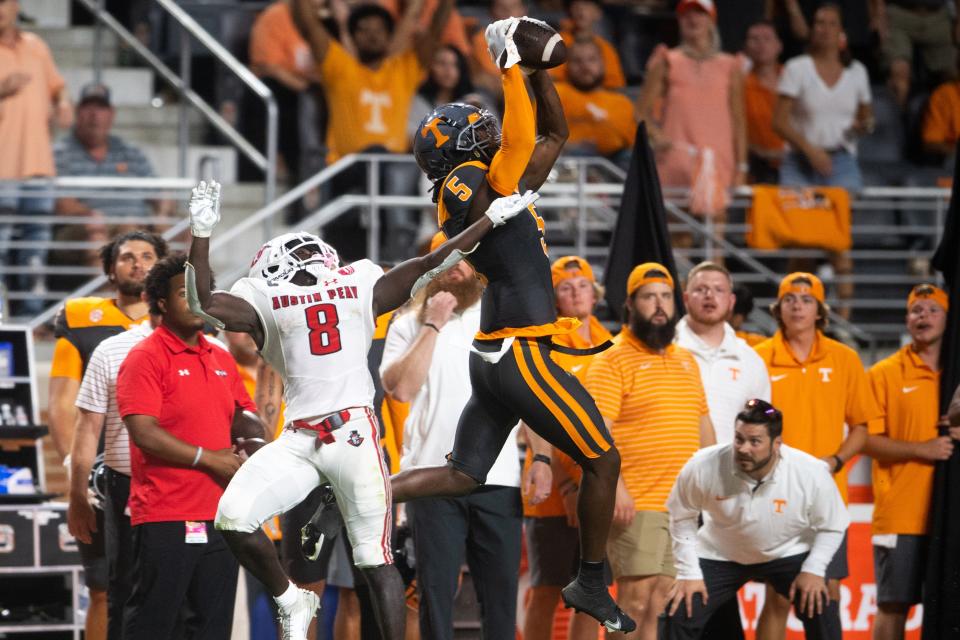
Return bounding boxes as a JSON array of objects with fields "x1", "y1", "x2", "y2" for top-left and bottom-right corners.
[{"x1": 274, "y1": 582, "x2": 299, "y2": 611}]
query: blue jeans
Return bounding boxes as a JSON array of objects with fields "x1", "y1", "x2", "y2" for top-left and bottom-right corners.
[
  {"x1": 0, "y1": 189, "x2": 54, "y2": 316},
  {"x1": 779, "y1": 150, "x2": 863, "y2": 192}
]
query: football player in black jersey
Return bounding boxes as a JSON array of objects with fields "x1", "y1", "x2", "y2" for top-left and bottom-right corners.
[{"x1": 389, "y1": 18, "x2": 635, "y2": 634}]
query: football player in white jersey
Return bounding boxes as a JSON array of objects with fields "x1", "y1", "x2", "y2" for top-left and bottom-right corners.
[{"x1": 184, "y1": 180, "x2": 538, "y2": 640}]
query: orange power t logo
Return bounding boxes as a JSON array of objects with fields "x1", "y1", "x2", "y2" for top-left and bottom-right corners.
[
  {"x1": 729, "y1": 367, "x2": 740, "y2": 381},
  {"x1": 773, "y1": 499, "x2": 787, "y2": 513},
  {"x1": 421, "y1": 118, "x2": 450, "y2": 148}
]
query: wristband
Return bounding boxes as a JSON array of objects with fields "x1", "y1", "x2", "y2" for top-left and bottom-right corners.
[
  {"x1": 424, "y1": 322, "x2": 441, "y2": 333},
  {"x1": 832, "y1": 455, "x2": 844, "y2": 473},
  {"x1": 192, "y1": 446, "x2": 204, "y2": 467},
  {"x1": 533, "y1": 453, "x2": 551, "y2": 466}
]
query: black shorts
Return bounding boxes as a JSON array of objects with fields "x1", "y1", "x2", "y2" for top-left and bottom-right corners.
[
  {"x1": 874, "y1": 534, "x2": 926, "y2": 605},
  {"x1": 78, "y1": 507, "x2": 108, "y2": 591},
  {"x1": 450, "y1": 337, "x2": 613, "y2": 484},
  {"x1": 280, "y1": 486, "x2": 334, "y2": 585}
]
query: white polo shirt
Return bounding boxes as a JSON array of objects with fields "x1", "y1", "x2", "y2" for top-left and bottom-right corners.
[
  {"x1": 675, "y1": 318, "x2": 770, "y2": 444},
  {"x1": 667, "y1": 443, "x2": 849, "y2": 580},
  {"x1": 380, "y1": 303, "x2": 520, "y2": 487}
]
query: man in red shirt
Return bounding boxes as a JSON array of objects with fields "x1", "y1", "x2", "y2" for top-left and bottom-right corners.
[{"x1": 117, "y1": 255, "x2": 264, "y2": 639}]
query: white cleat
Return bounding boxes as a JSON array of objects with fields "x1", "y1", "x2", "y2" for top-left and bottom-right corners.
[{"x1": 279, "y1": 588, "x2": 320, "y2": 640}]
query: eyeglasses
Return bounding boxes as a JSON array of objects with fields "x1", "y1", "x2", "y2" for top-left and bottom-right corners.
[{"x1": 742, "y1": 398, "x2": 782, "y2": 422}]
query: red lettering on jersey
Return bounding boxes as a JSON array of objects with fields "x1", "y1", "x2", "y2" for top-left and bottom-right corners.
[
  {"x1": 272, "y1": 296, "x2": 281, "y2": 310},
  {"x1": 348, "y1": 286, "x2": 357, "y2": 299},
  {"x1": 313, "y1": 292, "x2": 323, "y2": 302},
  {"x1": 327, "y1": 290, "x2": 336, "y2": 300},
  {"x1": 338, "y1": 266, "x2": 355, "y2": 276},
  {"x1": 337, "y1": 287, "x2": 346, "y2": 299},
  {"x1": 280, "y1": 295, "x2": 290, "y2": 308}
]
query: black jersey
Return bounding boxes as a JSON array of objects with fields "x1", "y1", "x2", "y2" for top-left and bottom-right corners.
[{"x1": 438, "y1": 161, "x2": 562, "y2": 337}]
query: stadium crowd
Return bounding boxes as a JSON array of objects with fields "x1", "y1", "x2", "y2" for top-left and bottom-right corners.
[{"x1": 0, "y1": 0, "x2": 958, "y2": 638}]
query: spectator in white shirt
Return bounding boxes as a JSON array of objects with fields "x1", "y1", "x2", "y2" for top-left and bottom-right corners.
[
  {"x1": 380, "y1": 233, "x2": 522, "y2": 640},
  {"x1": 772, "y1": 4, "x2": 874, "y2": 191},
  {"x1": 659, "y1": 398, "x2": 848, "y2": 640},
  {"x1": 676, "y1": 262, "x2": 770, "y2": 444}
]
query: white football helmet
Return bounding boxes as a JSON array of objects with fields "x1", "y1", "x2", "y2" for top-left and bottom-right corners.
[{"x1": 248, "y1": 231, "x2": 340, "y2": 284}]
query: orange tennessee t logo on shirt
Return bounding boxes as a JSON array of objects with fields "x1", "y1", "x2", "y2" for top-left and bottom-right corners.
[
  {"x1": 729, "y1": 367, "x2": 740, "y2": 381},
  {"x1": 773, "y1": 499, "x2": 787, "y2": 513}
]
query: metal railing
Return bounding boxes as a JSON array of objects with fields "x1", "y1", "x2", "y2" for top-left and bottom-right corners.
[
  {"x1": 77, "y1": 0, "x2": 278, "y2": 206},
  {"x1": 13, "y1": 155, "x2": 949, "y2": 350}
]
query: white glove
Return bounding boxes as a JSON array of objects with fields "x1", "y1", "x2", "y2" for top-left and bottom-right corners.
[
  {"x1": 189, "y1": 180, "x2": 221, "y2": 238},
  {"x1": 485, "y1": 190, "x2": 539, "y2": 227},
  {"x1": 485, "y1": 17, "x2": 521, "y2": 70}
]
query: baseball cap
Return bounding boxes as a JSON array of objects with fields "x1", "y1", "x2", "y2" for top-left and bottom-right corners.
[
  {"x1": 777, "y1": 272, "x2": 825, "y2": 304},
  {"x1": 677, "y1": 0, "x2": 717, "y2": 20},
  {"x1": 907, "y1": 283, "x2": 948, "y2": 312},
  {"x1": 627, "y1": 262, "x2": 674, "y2": 297},
  {"x1": 429, "y1": 231, "x2": 447, "y2": 252},
  {"x1": 78, "y1": 83, "x2": 112, "y2": 107},
  {"x1": 551, "y1": 256, "x2": 595, "y2": 288}
]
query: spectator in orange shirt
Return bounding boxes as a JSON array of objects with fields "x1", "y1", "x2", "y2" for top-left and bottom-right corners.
[
  {"x1": 556, "y1": 40, "x2": 637, "y2": 168},
  {"x1": 0, "y1": 0, "x2": 73, "y2": 316},
  {"x1": 292, "y1": 0, "x2": 452, "y2": 262},
  {"x1": 743, "y1": 20, "x2": 785, "y2": 184},
  {"x1": 586, "y1": 263, "x2": 715, "y2": 639},
  {"x1": 753, "y1": 272, "x2": 882, "y2": 640},
  {"x1": 380, "y1": 0, "x2": 470, "y2": 56},
  {"x1": 864, "y1": 284, "x2": 950, "y2": 640},
  {"x1": 551, "y1": 0, "x2": 626, "y2": 90},
  {"x1": 522, "y1": 256, "x2": 613, "y2": 640},
  {"x1": 468, "y1": 0, "x2": 528, "y2": 97},
  {"x1": 922, "y1": 52, "x2": 960, "y2": 161}
]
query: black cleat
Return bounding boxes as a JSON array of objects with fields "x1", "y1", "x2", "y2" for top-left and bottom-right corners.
[
  {"x1": 300, "y1": 486, "x2": 343, "y2": 562},
  {"x1": 561, "y1": 579, "x2": 637, "y2": 634}
]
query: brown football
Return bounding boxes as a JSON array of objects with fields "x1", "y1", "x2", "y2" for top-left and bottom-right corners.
[{"x1": 502, "y1": 17, "x2": 566, "y2": 70}]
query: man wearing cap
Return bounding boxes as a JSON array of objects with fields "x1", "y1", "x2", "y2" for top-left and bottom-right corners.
[
  {"x1": 864, "y1": 284, "x2": 950, "y2": 640},
  {"x1": 523, "y1": 255, "x2": 614, "y2": 640},
  {"x1": 54, "y1": 83, "x2": 172, "y2": 221},
  {"x1": 586, "y1": 262, "x2": 715, "y2": 638},
  {"x1": 659, "y1": 399, "x2": 847, "y2": 640},
  {"x1": 380, "y1": 232, "x2": 522, "y2": 640},
  {"x1": 753, "y1": 272, "x2": 882, "y2": 639}
]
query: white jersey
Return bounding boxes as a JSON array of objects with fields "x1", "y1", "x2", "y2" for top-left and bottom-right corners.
[{"x1": 230, "y1": 260, "x2": 384, "y2": 422}]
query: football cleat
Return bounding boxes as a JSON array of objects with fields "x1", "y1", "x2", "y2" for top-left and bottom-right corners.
[
  {"x1": 561, "y1": 579, "x2": 637, "y2": 634},
  {"x1": 278, "y1": 588, "x2": 320, "y2": 640},
  {"x1": 300, "y1": 485, "x2": 342, "y2": 562}
]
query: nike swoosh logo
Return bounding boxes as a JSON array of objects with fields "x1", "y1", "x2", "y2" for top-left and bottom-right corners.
[
  {"x1": 603, "y1": 619, "x2": 622, "y2": 632},
  {"x1": 771, "y1": 374, "x2": 788, "y2": 382},
  {"x1": 902, "y1": 386, "x2": 919, "y2": 394},
  {"x1": 571, "y1": 365, "x2": 584, "y2": 373},
  {"x1": 639, "y1": 362, "x2": 653, "y2": 370}
]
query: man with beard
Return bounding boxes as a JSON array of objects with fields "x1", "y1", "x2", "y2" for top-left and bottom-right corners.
[
  {"x1": 379, "y1": 232, "x2": 522, "y2": 640},
  {"x1": 586, "y1": 263, "x2": 716, "y2": 639},
  {"x1": 556, "y1": 39, "x2": 637, "y2": 167},
  {"x1": 753, "y1": 272, "x2": 881, "y2": 639},
  {"x1": 49, "y1": 230, "x2": 167, "y2": 640},
  {"x1": 659, "y1": 399, "x2": 847, "y2": 640}
]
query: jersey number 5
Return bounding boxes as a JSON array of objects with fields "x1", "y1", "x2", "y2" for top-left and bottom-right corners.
[
  {"x1": 305, "y1": 304, "x2": 342, "y2": 356},
  {"x1": 445, "y1": 176, "x2": 473, "y2": 202}
]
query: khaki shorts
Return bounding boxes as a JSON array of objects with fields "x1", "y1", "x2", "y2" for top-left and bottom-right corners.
[
  {"x1": 607, "y1": 510, "x2": 675, "y2": 579},
  {"x1": 882, "y1": 4, "x2": 957, "y2": 74}
]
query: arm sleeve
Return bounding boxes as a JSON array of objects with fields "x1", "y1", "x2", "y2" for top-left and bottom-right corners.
[
  {"x1": 667, "y1": 461, "x2": 705, "y2": 580},
  {"x1": 845, "y1": 351, "x2": 883, "y2": 426},
  {"x1": 585, "y1": 353, "x2": 623, "y2": 423},
  {"x1": 922, "y1": 88, "x2": 951, "y2": 144},
  {"x1": 250, "y1": 9, "x2": 285, "y2": 68},
  {"x1": 866, "y1": 365, "x2": 888, "y2": 435},
  {"x1": 40, "y1": 40, "x2": 65, "y2": 96},
  {"x1": 777, "y1": 59, "x2": 802, "y2": 98},
  {"x1": 800, "y1": 468, "x2": 850, "y2": 576},
  {"x1": 50, "y1": 337, "x2": 83, "y2": 381},
  {"x1": 75, "y1": 344, "x2": 110, "y2": 414},
  {"x1": 486, "y1": 66, "x2": 537, "y2": 196},
  {"x1": 116, "y1": 348, "x2": 164, "y2": 419},
  {"x1": 379, "y1": 311, "x2": 417, "y2": 376},
  {"x1": 439, "y1": 162, "x2": 489, "y2": 236},
  {"x1": 855, "y1": 63, "x2": 872, "y2": 104}
]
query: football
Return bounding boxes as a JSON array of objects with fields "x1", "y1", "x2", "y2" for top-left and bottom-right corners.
[{"x1": 505, "y1": 17, "x2": 566, "y2": 70}]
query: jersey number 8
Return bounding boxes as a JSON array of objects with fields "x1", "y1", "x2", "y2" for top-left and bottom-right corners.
[{"x1": 305, "y1": 303, "x2": 342, "y2": 356}]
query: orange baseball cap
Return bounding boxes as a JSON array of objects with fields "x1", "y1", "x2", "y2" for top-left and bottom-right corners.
[
  {"x1": 777, "y1": 272, "x2": 825, "y2": 304},
  {"x1": 551, "y1": 256, "x2": 595, "y2": 288},
  {"x1": 677, "y1": 0, "x2": 717, "y2": 20},
  {"x1": 907, "y1": 283, "x2": 948, "y2": 312},
  {"x1": 627, "y1": 262, "x2": 674, "y2": 297},
  {"x1": 429, "y1": 231, "x2": 447, "y2": 252}
]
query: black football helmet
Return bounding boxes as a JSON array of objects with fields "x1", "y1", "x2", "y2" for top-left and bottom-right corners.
[{"x1": 413, "y1": 103, "x2": 501, "y2": 184}]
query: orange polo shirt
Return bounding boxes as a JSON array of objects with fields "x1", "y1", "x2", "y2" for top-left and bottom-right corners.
[
  {"x1": 586, "y1": 327, "x2": 707, "y2": 512},
  {"x1": 923, "y1": 80, "x2": 960, "y2": 146},
  {"x1": 523, "y1": 315, "x2": 612, "y2": 518},
  {"x1": 0, "y1": 30, "x2": 64, "y2": 178},
  {"x1": 754, "y1": 331, "x2": 883, "y2": 503},
  {"x1": 868, "y1": 345, "x2": 940, "y2": 535},
  {"x1": 744, "y1": 69, "x2": 785, "y2": 156},
  {"x1": 556, "y1": 82, "x2": 636, "y2": 157},
  {"x1": 318, "y1": 41, "x2": 423, "y2": 161}
]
